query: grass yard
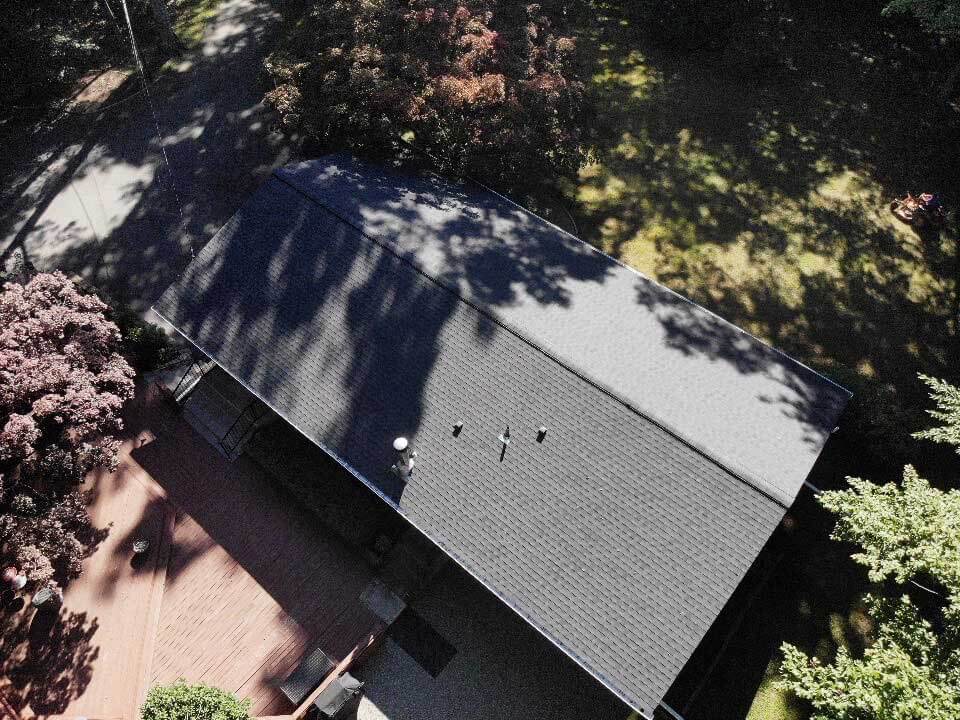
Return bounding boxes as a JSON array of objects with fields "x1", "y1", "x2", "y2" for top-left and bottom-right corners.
[
  {"x1": 171, "y1": 0, "x2": 224, "y2": 47},
  {"x1": 557, "y1": 3, "x2": 960, "y2": 719}
]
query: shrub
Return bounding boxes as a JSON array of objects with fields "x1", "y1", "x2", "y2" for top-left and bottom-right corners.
[
  {"x1": 10, "y1": 494, "x2": 36, "y2": 515},
  {"x1": 1, "y1": 488, "x2": 96, "y2": 587},
  {"x1": 15, "y1": 544, "x2": 55, "y2": 587},
  {"x1": 0, "y1": 272, "x2": 135, "y2": 485},
  {"x1": 111, "y1": 305, "x2": 179, "y2": 373},
  {"x1": 141, "y1": 681, "x2": 251, "y2": 720}
]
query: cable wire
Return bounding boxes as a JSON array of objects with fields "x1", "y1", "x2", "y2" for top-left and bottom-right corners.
[{"x1": 118, "y1": 0, "x2": 187, "y2": 244}]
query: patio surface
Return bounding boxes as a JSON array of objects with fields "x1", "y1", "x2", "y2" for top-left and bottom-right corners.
[
  {"x1": 0, "y1": 383, "x2": 386, "y2": 718},
  {"x1": 356, "y1": 564, "x2": 629, "y2": 720}
]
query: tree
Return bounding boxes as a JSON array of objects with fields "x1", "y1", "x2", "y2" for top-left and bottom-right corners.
[
  {"x1": 0, "y1": 272, "x2": 135, "y2": 587},
  {"x1": 264, "y1": 0, "x2": 590, "y2": 185},
  {"x1": 778, "y1": 376, "x2": 960, "y2": 719},
  {"x1": 883, "y1": 1, "x2": 960, "y2": 39},
  {"x1": 145, "y1": 0, "x2": 184, "y2": 52},
  {"x1": 140, "y1": 681, "x2": 251, "y2": 720},
  {"x1": 781, "y1": 593, "x2": 960, "y2": 720},
  {"x1": 914, "y1": 374, "x2": 960, "y2": 452},
  {"x1": 882, "y1": 1, "x2": 960, "y2": 98},
  {"x1": 2, "y1": 0, "x2": 157, "y2": 116},
  {"x1": 816, "y1": 466, "x2": 960, "y2": 618},
  {"x1": 780, "y1": 467, "x2": 960, "y2": 719}
]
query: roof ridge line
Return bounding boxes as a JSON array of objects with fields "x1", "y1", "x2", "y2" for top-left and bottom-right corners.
[
  {"x1": 272, "y1": 168, "x2": 790, "y2": 510},
  {"x1": 467, "y1": 176, "x2": 852, "y2": 400},
  {"x1": 150, "y1": 304, "x2": 657, "y2": 719}
]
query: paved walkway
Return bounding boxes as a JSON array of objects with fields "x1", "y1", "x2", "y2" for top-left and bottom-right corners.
[
  {"x1": 0, "y1": 383, "x2": 385, "y2": 718},
  {"x1": 0, "y1": 0, "x2": 295, "y2": 311}
]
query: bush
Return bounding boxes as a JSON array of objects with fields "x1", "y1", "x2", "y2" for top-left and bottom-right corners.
[
  {"x1": 111, "y1": 305, "x2": 179, "y2": 373},
  {"x1": 0, "y1": 272, "x2": 133, "y2": 588},
  {"x1": 0, "y1": 488, "x2": 98, "y2": 588},
  {"x1": 0, "y1": 272, "x2": 135, "y2": 485},
  {"x1": 141, "y1": 681, "x2": 251, "y2": 720}
]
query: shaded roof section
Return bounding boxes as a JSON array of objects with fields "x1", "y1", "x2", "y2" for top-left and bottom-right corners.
[
  {"x1": 154, "y1": 156, "x2": 850, "y2": 716},
  {"x1": 273, "y1": 157, "x2": 849, "y2": 504}
]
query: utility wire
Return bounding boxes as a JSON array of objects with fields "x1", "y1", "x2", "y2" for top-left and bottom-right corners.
[{"x1": 118, "y1": 0, "x2": 187, "y2": 242}]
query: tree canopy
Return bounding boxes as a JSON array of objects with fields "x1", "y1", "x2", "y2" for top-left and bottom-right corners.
[
  {"x1": 0, "y1": 272, "x2": 135, "y2": 588},
  {"x1": 914, "y1": 374, "x2": 960, "y2": 452},
  {"x1": 781, "y1": 592, "x2": 960, "y2": 720},
  {"x1": 883, "y1": 0, "x2": 960, "y2": 39},
  {"x1": 2, "y1": 0, "x2": 179, "y2": 129},
  {"x1": 264, "y1": 0, "x2": 590, "y2": 184},
  {"x1": 779, "y1": 377, "x2": 960, "y2": 720},
  {"x1": 819, "y1": 466, "x2": 960, "y2": 617}
]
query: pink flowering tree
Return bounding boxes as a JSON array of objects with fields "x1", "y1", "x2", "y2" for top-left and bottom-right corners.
[
  {"x1": 0, "y1": 272, "x2": 135, "y2": 587},
  {"x1": 264, "y1": 0, "x2": 589, "y2": 183}
]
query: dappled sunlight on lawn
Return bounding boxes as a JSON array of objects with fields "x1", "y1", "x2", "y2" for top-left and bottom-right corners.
[
  {"x1": 567, "y1": 19, "x2": 959, "y2": 472},
  {"x1": 746, "y1": 659, "x2": 805, "y2": 720},
  {"x1": 564, "y1": 6, "x2": 960, "y2": 719}
]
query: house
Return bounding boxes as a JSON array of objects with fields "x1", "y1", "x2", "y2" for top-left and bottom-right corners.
[{"x1": 153, "y1": 155, "x2": 851, "y2": 718}]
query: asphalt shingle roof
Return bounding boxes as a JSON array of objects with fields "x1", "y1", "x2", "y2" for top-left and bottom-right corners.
[{"x1": 154, "y1": 156, "x2": 850, "y2": 717}]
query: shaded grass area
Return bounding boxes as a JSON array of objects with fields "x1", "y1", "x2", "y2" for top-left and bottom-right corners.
[
  {"x1": 560, "y1": 2, "x2": 960, "y2": 719},
  {"x1": 171, "y1": 0, "x2": 224, "y2": 47}
]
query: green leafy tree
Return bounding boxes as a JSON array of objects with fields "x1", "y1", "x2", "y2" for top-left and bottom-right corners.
[
  {"x1": 781, "y1": 593, "x2": 960, "y2": 720},
  {"x1": 141, "y1": 681, "x2": 251, "y2": 720},
  {"x1": 883, "y1": 1, "x2": 960, "y2": 38},
  {"x1": 779, "y1": 467, "x2": 960, "y2": 718},
  {"x1": 883, "y1": 1, "x2": 960, "y2": 97},
  {"x1": 779, "y1": 374, "x2": 960, "y2": 719},
  {"x1": 263, "y1": 0, "x2": 590, "y2": 185},
  {"x1": 818, "y1": 466, "x2": 960, "y2": 616},
  {"x1": 2, "y1": 0, "x2": 152, "y2": 114},
  {"x1": 914, "y1": 374, "x2": 960, "y2": 452}
]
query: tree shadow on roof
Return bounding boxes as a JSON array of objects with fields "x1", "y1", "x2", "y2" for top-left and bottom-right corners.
[{"x1": 158, "y1": 154, "x2": 617, "y2": 488}]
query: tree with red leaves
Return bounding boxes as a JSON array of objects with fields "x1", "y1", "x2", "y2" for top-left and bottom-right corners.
[
  {"x1": 264, "y1": 1, "x2": 590, "y2": 183},
  {"x1": 0, "y1": 272, "x2": 135, "y2": 588}
]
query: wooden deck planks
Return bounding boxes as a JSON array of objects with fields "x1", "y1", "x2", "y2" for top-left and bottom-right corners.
[
  {"x1": 0, "y1": 439, "x2": 175, "y2": 720},
  {"x1": 3, "y1": 384, "x2": 387, "y2": 720},
  {"x1": 130, "y1": 385, "x2": 380, "y2": 716}
]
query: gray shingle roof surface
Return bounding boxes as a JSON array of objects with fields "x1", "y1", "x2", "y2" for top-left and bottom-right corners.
[
  {"x1": 154, "y1": 156, "x2": 850, "y2": 716},
  {"x1": 273, "y1": 157, "x2": 850, "y2": 504}
]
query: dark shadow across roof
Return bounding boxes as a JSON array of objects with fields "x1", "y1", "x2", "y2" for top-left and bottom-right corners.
[{"x1": 154, "y1": 156, "x2": 850, "y2": 717}]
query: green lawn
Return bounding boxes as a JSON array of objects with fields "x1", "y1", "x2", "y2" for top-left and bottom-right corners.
[
  {"x1": 557, "y1": 3, "x2": 960, "y2": 719},
  {"x1": 171, "y1": 0, "x2": 224, "y2": 47},
  {"x1": 259, "y1": 2, "x2": 958, "y2": 716}
]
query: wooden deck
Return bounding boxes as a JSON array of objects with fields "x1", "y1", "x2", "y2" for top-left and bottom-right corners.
[
  {"x1": 0, "y1": 442, "x2": 172, "y2": 720},
  {"x1": 2, "y1": 383, "x2": 388, "y2": 719}
]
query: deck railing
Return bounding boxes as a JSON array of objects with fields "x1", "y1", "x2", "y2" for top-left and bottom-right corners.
[
  {"x1": 170, "y1": 359, "x2": 211, "y2": 404},
  {"x1": 220, "y1": 398, "x2": 270, "y2": 456},
  {"x1": 288, "y1": 627, "x2": 387, "y2": 720}
]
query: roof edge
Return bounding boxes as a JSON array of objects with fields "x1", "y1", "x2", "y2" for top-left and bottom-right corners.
[
  {"x1": 151, "y1": 305, "x2": 656, "y2": 717},
  {"x1": 271, "y1": 166, "x2": 799, "y2": 508}
]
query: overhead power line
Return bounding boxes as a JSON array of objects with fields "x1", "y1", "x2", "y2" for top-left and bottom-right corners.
[{"x1": 117, "y1": 0, "x2": 186, "y2": 235}]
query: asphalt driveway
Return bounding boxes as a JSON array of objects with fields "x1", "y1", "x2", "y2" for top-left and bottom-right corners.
[{"x1": 0, "y1": 0, "x2": 296, "y2": 310}]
